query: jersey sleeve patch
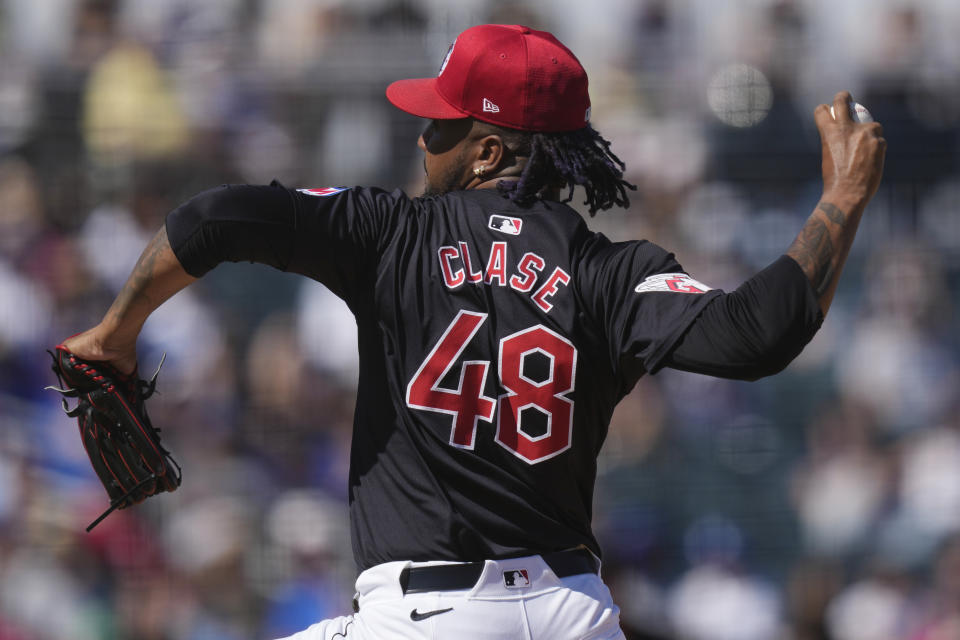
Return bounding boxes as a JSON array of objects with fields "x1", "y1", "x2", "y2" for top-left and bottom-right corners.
[
  {"x1": 634, "y1": 273, "x2": 713, "y2": 294},
  {"x1": 297, "y1": 187, "x2": 349, "y2": 197}
]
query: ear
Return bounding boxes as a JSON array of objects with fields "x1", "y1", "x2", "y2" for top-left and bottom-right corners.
[{"x1": 470, "y1": 134, "x2": 507, "y2": 174}]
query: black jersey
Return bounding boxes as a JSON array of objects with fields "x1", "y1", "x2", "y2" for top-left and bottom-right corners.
[{"x1": 169, "y1": 183, "x2": 723, "y2": 570}]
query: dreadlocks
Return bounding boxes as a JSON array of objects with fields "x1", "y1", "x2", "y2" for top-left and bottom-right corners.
[{"x1": 486, "y1": 123, "x2": 636, "y2": 216}]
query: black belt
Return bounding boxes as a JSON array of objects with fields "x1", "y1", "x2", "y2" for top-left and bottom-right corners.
[{"x1": 399, "y1": 548, "x2": 599, "y2": 594}]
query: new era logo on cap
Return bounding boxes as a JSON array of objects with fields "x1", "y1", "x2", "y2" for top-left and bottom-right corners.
[{"x1": 483, "y1": 98, "x2": 500, "y2": 113}]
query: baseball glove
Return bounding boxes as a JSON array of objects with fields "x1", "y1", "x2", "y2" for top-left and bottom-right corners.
[{"x1": 46, "y1": 345, "x2": 181, "y2": 531}]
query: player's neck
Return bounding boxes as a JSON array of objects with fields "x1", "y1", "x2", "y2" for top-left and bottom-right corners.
[
  {"x1": 470, "y1": 179, "x2": 561, "y2": 203},
  {"x1": 473, "y1": 178, "x2": 517, "y2": 190}
]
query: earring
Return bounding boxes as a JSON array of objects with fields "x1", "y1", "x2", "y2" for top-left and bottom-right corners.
[{"x1": 473, "y1": 165, "x2": 486, "y2": 178}]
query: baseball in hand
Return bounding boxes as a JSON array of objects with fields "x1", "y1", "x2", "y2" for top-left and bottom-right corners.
[{"x1": 830, "y1": 101, "x2": 874, "y2": 123}]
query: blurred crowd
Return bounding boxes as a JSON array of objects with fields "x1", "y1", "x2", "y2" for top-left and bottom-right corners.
[{"x1": 0, "y1": 0, "x2": 958, "y2": 638}]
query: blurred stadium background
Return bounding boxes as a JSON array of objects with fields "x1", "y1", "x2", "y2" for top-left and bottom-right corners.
[{"x1": 0, "y1": 0, "x2": 958, "y2": 638}]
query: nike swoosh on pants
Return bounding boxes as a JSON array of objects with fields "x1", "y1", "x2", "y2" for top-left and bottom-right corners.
[{"x1": 409, "y1": 607, "x2": 454, "y2": 621}]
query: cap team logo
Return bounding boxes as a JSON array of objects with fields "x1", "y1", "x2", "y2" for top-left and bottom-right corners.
[
  {"x1": 503, "y1": 569, "x2": 530, "y2": 588},
  {"x1": 634, "y1": 273, "x2": 713, "y2": 294},
  {"x1": 297, "y1": 187, "x2": 348, "y2": 197},
  {"x1": 488, "y1": 215, "x2": 522, "y2": 235},
  {"x1": 438, "y1": 40, "x2": 456, "y2": 76},
  {"x1": 483, "y1": 98, "x2": 500, "y2": 113}
]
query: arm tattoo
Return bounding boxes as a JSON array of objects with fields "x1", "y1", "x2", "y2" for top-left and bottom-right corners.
[
  {"x1": 792, "y1": 220, "x2": 835, "y2": 297},
  {"x1": 817, "y1": 202, "x2": 846, "y2": 225},
  {"x1": 107, "y1": 229, "x2": 169, "y2": 324},
  {"x1": 789, "y1": 202, "x2": 848, "y2": 298}
]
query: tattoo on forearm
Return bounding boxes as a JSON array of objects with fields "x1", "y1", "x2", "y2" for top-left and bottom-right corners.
[
  {"x1": 788, "y1": 201, "x2": 850, "y2": 299},
  {"x1": 107, "y1": 229, "x2": 169, "y2": 323},
  {"x1": 817, "y1": 202, "x2": 846, "y2": 225},
  {"x1": 790, "y1": 218, "x2": 836, "y2": 298}
]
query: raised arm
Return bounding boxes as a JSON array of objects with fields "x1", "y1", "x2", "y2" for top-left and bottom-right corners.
[
  {"x1": 61, "y1": 227, "x2": 196, "y2": 374},
  {"x1": 661, "y1": 92, "x2": 886, "y2": 381},
  {"x1": 787, "y1": 91, "x2": 887, "y2": 315}
]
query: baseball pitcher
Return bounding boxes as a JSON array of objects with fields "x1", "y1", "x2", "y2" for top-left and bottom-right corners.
[{"x1": 56, "y1": 24, "x2": 885, "y2": 640}]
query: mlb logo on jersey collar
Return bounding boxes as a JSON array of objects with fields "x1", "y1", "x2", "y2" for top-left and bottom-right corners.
[
  {"x1": 489, "y1": 215, "x2": 522, "y2": 235},
  {"x1": 503, "y1": 569, "x2": 530, "y2": 588},
  {"x1": 298, "y1": 187, "x2": 348, "y2": 197}
]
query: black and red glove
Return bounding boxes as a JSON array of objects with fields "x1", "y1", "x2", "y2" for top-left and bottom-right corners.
[{"x1": 46, "y1": 345, "x2": 181, "y2": 531}]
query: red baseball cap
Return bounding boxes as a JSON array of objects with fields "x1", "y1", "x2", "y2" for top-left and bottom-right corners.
[{"x1": 386, "y1": 24, "x2": 591, "y2": 133}]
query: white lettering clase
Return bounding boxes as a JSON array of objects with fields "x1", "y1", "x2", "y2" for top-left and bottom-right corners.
[{"x1": 437, "y1": 240, "x2": 570, "y2": 312}]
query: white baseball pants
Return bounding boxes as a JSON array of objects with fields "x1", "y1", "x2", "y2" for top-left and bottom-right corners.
[{"x1": 275, "y1": 553, "x2": 625, "y2": 640}]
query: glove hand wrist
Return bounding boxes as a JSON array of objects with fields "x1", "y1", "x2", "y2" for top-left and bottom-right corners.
[{"x1": 61, "y1": 325, "x2": 139, "y2": 376}]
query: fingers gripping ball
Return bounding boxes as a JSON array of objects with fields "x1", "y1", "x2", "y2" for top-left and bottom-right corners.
[
  {"x1": 46, "y1": 346, "x2": 182, "y2": 531},
  {"x1": 830, "y1": 101, "x2": 874, "y2": 123}
]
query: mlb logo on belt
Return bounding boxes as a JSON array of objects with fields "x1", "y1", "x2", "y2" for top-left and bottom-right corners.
[
  {"x1": 298, "y1": 187, "x2": 348, "y2": 197},
  {"x1": 489, "y1": 215, "x2": 522, "y2": 235},
  {"x1": 503, "y1": 569, "x2": 530, "y2": 588}
]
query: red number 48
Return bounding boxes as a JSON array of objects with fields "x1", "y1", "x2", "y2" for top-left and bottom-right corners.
[{"x1": 406, "y1": 310, "x2": 577, "y2": 464}]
